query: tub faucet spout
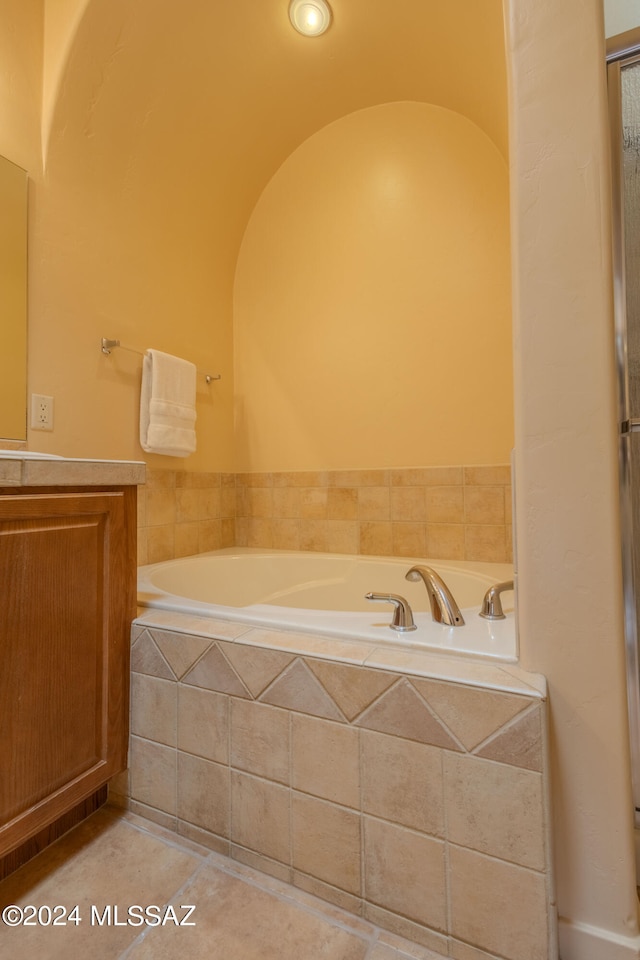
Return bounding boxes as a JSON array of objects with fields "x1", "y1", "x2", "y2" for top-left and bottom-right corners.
[{"x1": 405, "y1": 565, "x2": 465, "y2": 627}]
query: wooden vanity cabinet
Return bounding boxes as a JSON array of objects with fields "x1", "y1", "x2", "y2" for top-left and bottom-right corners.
[{"x1": 0, "y1": 485, "x2": 136, "y2": 861}]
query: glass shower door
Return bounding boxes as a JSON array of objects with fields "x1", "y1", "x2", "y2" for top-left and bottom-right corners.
[{"x1": 609, "y1": 49, "x2": 640, "y2": 821}]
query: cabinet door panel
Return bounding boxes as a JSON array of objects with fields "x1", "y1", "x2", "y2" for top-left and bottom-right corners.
[{"x1": 0, "y1": 491, "x2": 133, "y2": 856}]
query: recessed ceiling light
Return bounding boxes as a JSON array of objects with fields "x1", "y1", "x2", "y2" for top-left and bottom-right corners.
[{"x1": 289, "y1": 0, "x2": 332, "y2": 37}]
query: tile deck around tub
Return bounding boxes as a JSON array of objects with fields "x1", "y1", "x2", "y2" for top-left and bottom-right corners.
[
  {"x1": 133, "y1": 609, "x2": 546, "y2": 697},
  {"x1": 119, "y1": 611, "x2": 555, "y2": 960}
]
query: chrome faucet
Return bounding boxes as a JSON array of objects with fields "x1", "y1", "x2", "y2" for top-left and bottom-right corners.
[
  {"x1": 404, "y1": 565, "x2": 465, "y2": 626},
  {"x1": 365, "y1": 592, "x2": 417, "y2": 632},
  {"x1": 479, "y1": 580, "x2": 514, "y2": 620}
]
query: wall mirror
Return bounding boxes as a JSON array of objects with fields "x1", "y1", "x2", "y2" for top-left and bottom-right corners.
[{"x1": 0, "y1": 154, "x2": 27, "y2": 441}]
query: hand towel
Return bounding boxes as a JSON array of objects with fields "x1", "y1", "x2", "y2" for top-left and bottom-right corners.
[{"x1": 139, "y1": 349, "x2": 197, "y2": 457}]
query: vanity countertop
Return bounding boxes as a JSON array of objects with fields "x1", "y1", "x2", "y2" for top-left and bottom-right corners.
[{"x1": 0, "y1": 453, "x2": 146, "y2": 487}]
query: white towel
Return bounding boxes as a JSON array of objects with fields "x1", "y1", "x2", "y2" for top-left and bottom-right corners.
[{"x1": 139, "y1": 349, "x2": 197, "y2": 457}]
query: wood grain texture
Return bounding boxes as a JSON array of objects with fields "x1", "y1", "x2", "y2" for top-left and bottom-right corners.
[{"x1": 0, "y1": 487, "x2": 135, "y2": 857}]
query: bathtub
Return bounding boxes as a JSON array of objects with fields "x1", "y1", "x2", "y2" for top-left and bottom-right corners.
[{"x1": 137, "y1": 548, "x2": 517, "y2": 661}]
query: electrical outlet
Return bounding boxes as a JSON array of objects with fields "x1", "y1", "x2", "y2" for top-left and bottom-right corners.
[{"x1": 30, "y1": 394, "x2": 54, "y2": 431}]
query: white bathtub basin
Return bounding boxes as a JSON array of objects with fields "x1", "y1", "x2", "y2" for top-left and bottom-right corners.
[{"x1": 138, "y1": 548, "x2": 517, "y2": 661}]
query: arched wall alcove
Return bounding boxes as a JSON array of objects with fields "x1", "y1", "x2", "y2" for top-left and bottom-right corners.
[
  {"x1": 31, "y1": 0, "x2": 510, "y2": 470},
  {"x1": 234, "y1": 100, "x2": 511, "y2": 472}
]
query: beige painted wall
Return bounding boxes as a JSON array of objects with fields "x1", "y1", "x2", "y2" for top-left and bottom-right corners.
[
  {"x1": 0, "y1": 0, "x2": 42, "y2": 173},
  {"x1": 0, "y1": 0, "x2": 639, "y2": 955},
  {"x1": 508, "y1": 0, "x2": 640, "y2": 956},
  {"x1": 234, "y1": 102, "x2": 512, "y2": 472}
]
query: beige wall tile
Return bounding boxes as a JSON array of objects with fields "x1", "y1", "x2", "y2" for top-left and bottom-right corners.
[
  {"x1": 292, "y1": 715, "x2": 360, "y2": 807},
  {"x1": 199, "y1": 486, "x2": 222, "y2": 519},
  {"x1": 273, "y1": 471, "x2": 330, "y2": 487},
  {"x1": 366, "y1": 905, "x2": 449, "y2": 955},
  {"x1": 137, "y1": 528, "x2": 149, "y2": 566},
  {"x1": 358, "y1": 487, "x2": 390, "y2": 521},
  {"x1": 131, "y1": 674, "x2": 177, "y2": 747},
  {"x1": 235, "y1": 517, "x2": 248, "y2": 546},
  {"x1": 422, "y1": 466, "x2": 464, "y2": 486},
  {"x1": 464, "y1": 465, "x2": 511, "y2": 486},
  {"x1": 147, "y1": 524, "x2": 174, "y2": 563},
  {"x1": 182, "y1": 642, "x2": 251, "y2": 696},
  {"x1": 292, "y1": 872, "x2": 363, "y2": 916},
  {"x1": 260, "y1": 660, "x2": 344, "y2": 721},
  {"x1": 177, "y1": 752, "x2": 229, "y2": 837},
  {"x1": 355, "y1": 679, "x2": 461, "y2": 750},
  {"x1": 449, "y1": 845, "x2": 549, "y2": 960},
  {"x1": 129, "y1": 736, "x2": 177, "y2": 815},
  {"x1": 131, "y1": 631, "x2": 175, "y2": 680},
  {"x1": 198, "y1": 518, "x2": 223, "y2": 552},
  {"x1": 137, "y1": 486, "x2": 147, "y2": 527},
  {"x1": 247, "y1": 518, "x2": 273, "y2": 547},
  {"x1": 231, "y1": 844, "x2": 292, "y2": 884},
  {"x1": 425, "y1": 486, "x2": 465, "y2": 523},
  {"x1": 332, "y1": 469, "x2": 390, "y2": 487},
  {"x1": 147, "y1": 489, "x2": 177, "y2": 526},
  {"x1": 361, "y1": 731, "x2": 443, "y2": 836},
  {"x1": 364, "y1": 817, "x2": 446, "y2": 931},
  {"x1": 326, "y1": 520, "x2": 359, "y2": 554},
  {"x1": 307, "y1": 660, "x2": 396, "y2": 721},
  {"x1": 425, "y1": 523, "x2": 465, "y2": 560},
  {"x1": 177, "y1": 686, "x2": 229, "y2": 763},
  {"x1": 464, "y1": 487, "x2": 505, "y2": 524},
  {"x1": 411, "y1": 678, "x2": 531, "y2": 752},
  {"x1": 231, "y1": 699, "x2": 290, "y2": 784},
  {"x1": 390, "y1": 487, "x2": 426, "y2": 522},
  {"x1": 176, "y1": 487, "x2": 200, "y2": 523},
  {"x1": 177, "y1": 819, "x2": 229, "y2": 856},
  {"x1": 327, "y1": 486, "x2": 359, "y2": 519},
  {"x1": 444, "y1": 753, "x2": 545, "y2": 870},
  {"x1": 174, "y1": 521, "x2": 200, "y2": 557},
  {"x1": 221, "y1": 518, "x2": 236, "y2": 547},
  {"x1": 449, "y1": 942, "x2": 504, "y2": 960},
  {"x1": 300, "y1": 487, "x2": 328, "y2": 518},
  {"x1": 221, "y1": 485, "x2": 237, "y2": 518},
  {"x1": 151, "y1": 630, "x2": 212, "y2": 680},
  {"x1": 272, "y1": 518, "x2": 301, "y2": 550},
  {"x1": 390, "y1": 468, "x2": 431, "y2": 486},
  {"x1": 240, "y1": 472, "x2": 274, "y2": 487},
  {"x1": 292, "y1": 793, "x2": 361, "y2": 894},
  {"x1": 298, "y1": 519, "x2": 327, "y2": 552},
  {"x1": 247, "y1": 487, "x2": 274, "y2": 518},
  {"x1": 464, "y1": 525, "x2": 508, "y2": 563},
  {"x1": 391, "y1": 522, "x2": 426, "y2": 558},
  {"x1": 360, "y1": 521, "x2": 393, "y2": 555},
  {"x1": 176, "y1": 471, "x2": 218, "y2": 489},
  {"x1": 223, "y1": 644, "x2": 294, "y2": 698},
  {"x1": 146, "y1": 469, "x2": 177, "y2": 490},
  {"x1": 231, "y1": 771, "x2": 291, "y2": 863},
  {"x1": 273, "y1": 486, "x2": 301, "y2": 519},
  {"x1": 137, "y1": 463, "x2": 513, "y2": 566},
  {"x1": 475, "y1": 705, "x2": 543, "y2": 772},
  {"x1": 128, "y1": 799, "x2": 178, "y2": 833}
]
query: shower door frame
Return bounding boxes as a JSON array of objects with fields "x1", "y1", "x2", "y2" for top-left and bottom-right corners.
[{"x1": 607, "y1": 29, "x2": 640, "y2": 825}]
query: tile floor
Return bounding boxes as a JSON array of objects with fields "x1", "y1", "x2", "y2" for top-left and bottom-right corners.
[{"x1": 0, "y1": 806, "x2": 448, "y2": 960}]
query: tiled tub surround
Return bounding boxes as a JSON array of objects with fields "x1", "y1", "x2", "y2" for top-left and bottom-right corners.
[
  {"x1": 138, "y1": 465, "x2": 512, "y2": 567},
  {"x1": 117, "y1": 611, "x2": 554, "y2": 960}
]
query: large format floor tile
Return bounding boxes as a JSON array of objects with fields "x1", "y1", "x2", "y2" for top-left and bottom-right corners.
[{"x1": 0, "y1": 807, "x2": 445, "y2": 960}]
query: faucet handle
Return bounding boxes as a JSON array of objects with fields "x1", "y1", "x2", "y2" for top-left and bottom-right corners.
[
  {"x1": 478, "y1": 580, "x2": 514, "y2": 620},
  {"x1": 365, "y1": 592, "x2": 417, "y2": 632}
]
